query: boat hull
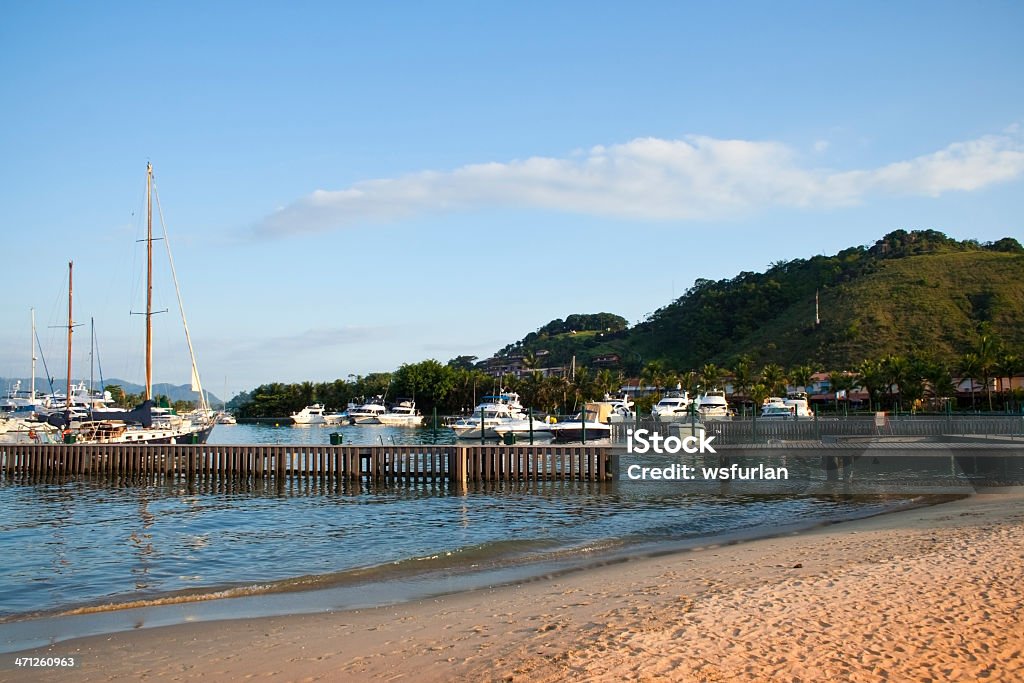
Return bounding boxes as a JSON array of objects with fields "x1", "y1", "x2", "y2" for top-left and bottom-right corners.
[
  {"x1": 75, "y1": 421, "x2": 215, "y2": 445},
  {"x1": 551, "y1": 423, "x2": 611, "y2": 442},
  {"x1": 377, "y1": 416, "x2": 424, "y2": 427}
]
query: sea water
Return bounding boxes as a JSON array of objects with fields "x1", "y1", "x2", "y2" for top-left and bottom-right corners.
[{"x1": 0, "y1": 422, "x2": 967, "y2": 652}]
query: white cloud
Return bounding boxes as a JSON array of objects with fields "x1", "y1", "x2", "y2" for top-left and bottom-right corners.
[{"x1": 253, "y1": 131, "x2": 1024, "y2": 237}]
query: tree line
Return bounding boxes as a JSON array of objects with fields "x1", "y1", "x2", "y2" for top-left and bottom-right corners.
[{"x1": 227, "y1": 321, "x2": 1020, "y2": 419}]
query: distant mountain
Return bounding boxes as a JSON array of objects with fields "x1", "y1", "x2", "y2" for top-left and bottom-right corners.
[
  {"x1": 494, "y1": 230, "x2": 1024, "y2": 373},
  {"x1": 0, "y1": 377, "x2": 220, "y2": 406}
]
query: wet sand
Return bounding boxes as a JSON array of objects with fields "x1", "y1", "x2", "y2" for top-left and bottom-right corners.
[{"x1": 5, "y1": 487, "x2": 1023, "y2": 682}]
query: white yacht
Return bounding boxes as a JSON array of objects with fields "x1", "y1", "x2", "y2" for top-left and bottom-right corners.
[
  {"x1": 377, "y1": 399, "x2": 424, "y2": 427},
  {"x1": 785, "y1": 393, "x2": 814, "y2": 418},
  {"x1": 696, "y1": 390, "x2": 732, "y2": 420},
  {"x1": 492, "y1": 416, "x2": 555, "y2": 439},
  {"x1": 451, "y1": 393, "x2": 528, "y2": 439},
  {"x1": 760, "y1": 396, "x2": 789, "y2": 419},
  {"x1": 291, "y1": 404, "x2": 328, "y2": 425},
  {"x1": 760, "y1": 393, "x2": 815, "y2": 419},
  {"x1": 348, "y1": 397, "x2": 388, "y2": 424},
  {"x1": 215, "y1": 411, "x2": 237, "y2": 425},
  {"x1": 651, "y1": 392, "x2": 693, "y2": 421},
  {"x1": 1, "y1": 380, "x2": 46, "y2": 417}
]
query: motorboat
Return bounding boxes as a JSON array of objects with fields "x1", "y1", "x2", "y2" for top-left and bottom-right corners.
[
  {"x1": 216, "y1": 411, "x2": 237, "y2": 425},
  {"x1": 348, "y1": 397, "x2": 388, "y2": 424},
  {"x1": 550, "y1": 403, "x2": 612, "y2": 442},
  {"x1": 696, "y1": 390, "x2": 732, "y2": 420},
  {"x1": 760, "y1": 403, "x2": 795, "y2": 419},
  {"x1": 451, "y1": 393, "x2": 528, "y2": 439},
  {"x1": 1, "y1": 380, "x2": 46, "y2": 417},
  {"x1": 377, "y1": 399, "x2": 424, "y2": 427},
  {"x1": 291, "y1": 403, "x2": 328, "y2": 425},
  {"x1": 785, "y1": 393, "x2": 814, "y2": 418},
  {"x1": 651, "y1": 391, "x2": 693, "y2": 421},
  {"x1": 759, "y1": 393, "x2": 814, "y2": 419},
  {"x1": 492, "y1": 415, "x2": 555, "y2": 439}
]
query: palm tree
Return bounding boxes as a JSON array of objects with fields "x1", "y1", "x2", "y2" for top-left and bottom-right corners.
[
  {"x1": 298, "y1": 381, "x2": 317, "y2": 406},
  {"x1": 595, "y1": 369, "x2": 621, "y2": 398},
  {"x1": 570, "y1": 366, "x2": 594, "y2": 409},
  {"x1": 759, "y1": 363, "x2": 787, "y2": 398},
  {"x1": 520, "y1": 370, "x2": 545, "y2": 413},
  {"x1": 640, "y1": 360, "x2": 669, "y2": 394},
  {"x1": 856, "y1": 358, "x2": 887, "y2": 412},
  {"x1": 541, "y1": 375, "x2": 570, "y2": 414},
  {"x1": 731, "y1": 357, "x2": 754, "y2": 418},
  {"x1": 700, "y1": 363, "x2": 725, "y2": 391},
  {"x1": 922, "y1": 360, "x2": 956, "y2": 411},
  {"x1": 975, "y1": 326, "x2": 1000, "y2": 412},
  {"x1": 993, "y1": 353, "x2": 1022, "y2": 411},
  {"x1": 748, "y1": 382, "x2": 770, "y2": 439},
  {"x1": 828, "y1": 371, "x2": 854, "y2": 415},
  {"x1": 789, "y1": 364, "x2": 816, "y2": 394},
  {"x1": 881, "y1": 355, "x2": 911, "y2": 412},
  {"x1": 959, "y1": 352, "x2": 981, "y2": 412}
]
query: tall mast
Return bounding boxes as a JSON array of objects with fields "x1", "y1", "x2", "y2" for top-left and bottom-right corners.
[
  {"x1": 30, "y1": 308, "x2": 36, "y2": 402},
  {"x1": 90, "y1": 317, "x2": 95, "y2": 393},
  {"x1": 66, "y1": 261, "x2": 74, "y2": 416},
  {"x1": 145, "y1": 162, "x2": 154, "y2": 401}
]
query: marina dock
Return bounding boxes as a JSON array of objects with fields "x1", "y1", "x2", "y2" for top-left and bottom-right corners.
[{"x1": 0, "y1": 443, "x2": 614, "y2": 484}]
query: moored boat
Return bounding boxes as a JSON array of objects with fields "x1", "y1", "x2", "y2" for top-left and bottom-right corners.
[
  {"x1": 451, "y1": 392, "x2": 528, "y2": 439},
  {"x1": 291, "y1": 403, "x2": 328, "y2": 425},
  {"x1": 377, "y1": 399, "x2": 424, "y2": 427},
  {"x1": 71, "y1": 164, "x2": 215, "y2": 445},
  {"x1": 697, "y1": 390, "x2": 732, "y2": 420},
  {"x1": 348, "y1": 397, "x2": 387, "y2": 424},
  {"x1": 651, "y1": 391, "x2": 693, "y2": 421},
  {"x1": 550, "y1": 402, "x2": 614, "y2": 442}
]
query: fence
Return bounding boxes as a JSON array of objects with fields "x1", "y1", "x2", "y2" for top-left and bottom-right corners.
[
  {"x1": 0, "y1": 443, "x2": 615, "y2": 484},
  {"x1": 613, "y1": 415, "x2": 1024, "y2": 444}
]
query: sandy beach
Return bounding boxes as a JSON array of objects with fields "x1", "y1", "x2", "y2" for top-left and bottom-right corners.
[{"x1": 5, "y1": 487, "x2": 1023, "y2": 682}]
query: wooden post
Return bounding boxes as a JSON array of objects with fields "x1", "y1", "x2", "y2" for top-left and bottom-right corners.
[{"x1": 451, "y1": 446, "x2": 467, "y2": 489}]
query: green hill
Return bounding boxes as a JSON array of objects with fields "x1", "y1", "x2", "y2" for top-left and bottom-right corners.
[{"x1": 495, "y1": 230, "x2": 1024, "y2": 373}]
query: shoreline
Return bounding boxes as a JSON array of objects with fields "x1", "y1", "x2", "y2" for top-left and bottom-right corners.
[
  {"x1": 0, "y1": 491, "x2": 946, "y2": 653},
  {"x1": 4, "y1": 486, "x2": 1022, "y2": 681}
]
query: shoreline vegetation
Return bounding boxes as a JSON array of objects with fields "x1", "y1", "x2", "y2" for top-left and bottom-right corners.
[
  {"x1": 7, "y1": 486, "x2": 1022, "y2": 682},
  {"x1": 225, "y1": 230, "x2": 1022, "y2": 421}
]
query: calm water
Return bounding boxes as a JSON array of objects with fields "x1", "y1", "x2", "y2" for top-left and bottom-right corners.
[
  {"x1": 207, "y1": 421, "x2": 460, "y2": 446},
  {"x1": 0, "y1": 422, "x2": 970, "y2": 651}
]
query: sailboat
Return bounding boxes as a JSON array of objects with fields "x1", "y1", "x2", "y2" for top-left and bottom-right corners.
[{"x1": 74, "y1": 163, "x2": 216, "y2": 444}]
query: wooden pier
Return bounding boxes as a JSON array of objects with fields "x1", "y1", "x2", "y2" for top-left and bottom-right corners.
[{"x1": 0, "y1": 443, "x2": 615, "y2": 484}]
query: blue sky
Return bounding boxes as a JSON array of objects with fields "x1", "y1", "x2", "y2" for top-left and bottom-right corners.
[{"x1": 1, "y1": 2, "x2": 1022, "y2": 399}]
